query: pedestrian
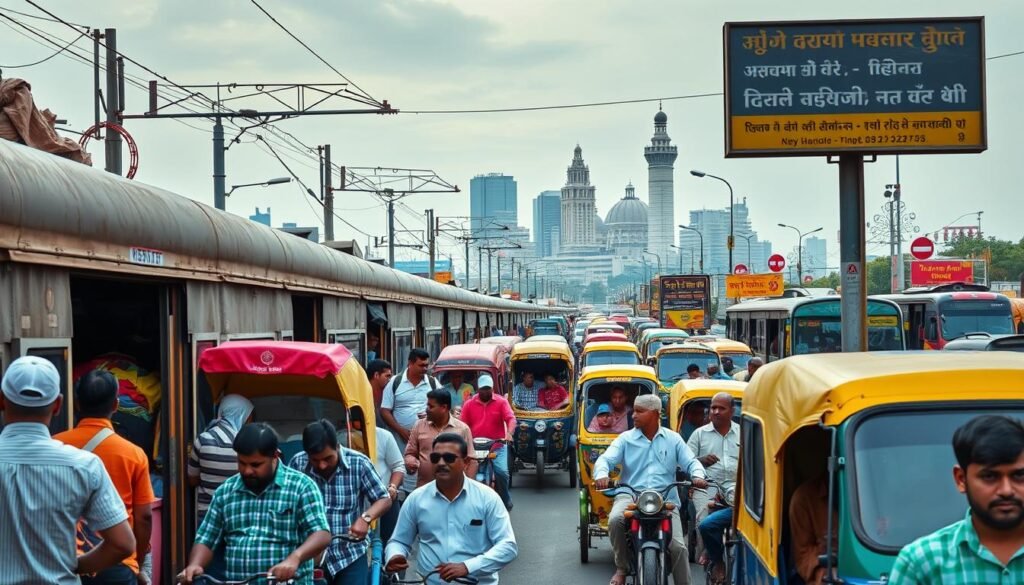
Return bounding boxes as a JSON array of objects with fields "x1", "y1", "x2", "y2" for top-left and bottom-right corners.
[
  {"x1": 179, "y1": 423, "x2": 331, "y2": 584},
  {"x1": 459, "y1": 374, "x2": 516, "y2": 511},
  {"x1": 889, "y1": 415, "x2": 1024, "y2": 583},
  {"x1": 706, "y1": 364, "x2": 732, "y2": 380},
  {"x1": 289, "y1": 420, "x2": 391, "y2": 585},
  {"x1": 720, "y1": 357, "x2": 739, "y2": 377},
  {"x1": 733, "y1": 357, "x2": 763, "y2": 382},
  {"x1": 405, "y1": 389, "x2": 476, "y2": 487},
  {"x1": 366, "y1": 359, "x2": 393, "y2": 419},
  {"x1": 186, "y1": 393, "x2": 254, "y2": 578},
  {"x1": 594, "y1": 394, "x2": 707, "y2": 585},
  {"x1": 363, "y1": 359, "x2": 404, "y2": 543},
  {"x1": 55, "y1": 370, "x2": 155, "y2": 585},
  {"x1": 380, "y1": 348, "x2": 440, "y2": 494},
  {"x1": 0, "y1": 356, "x2": 135, "y2": 585},
  {"x1": 385, "y1": 433, "x2": 518, "y2": 585}
]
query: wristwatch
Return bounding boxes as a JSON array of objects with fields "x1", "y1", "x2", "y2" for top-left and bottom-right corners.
[{"x1": 361, "y1": 513, "x2": 373, "y2": 523}]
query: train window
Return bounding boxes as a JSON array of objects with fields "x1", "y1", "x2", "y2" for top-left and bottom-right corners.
[
  {"x1": 328, "y1": 332, "x2": 364, "y2": 365},
  {"x1": 448, "y1": 329, "x2": 462, "y2": 346},
  {"x1": 741, "y1": 416, "x2": 765, "y2": 522},
  {"x1": 424, "y1": 329, "x2": 443, "y2": 361},
  {"x1": 24, "y1": 345, "x2": 71, "y2": 434},
  {"x1": 394, "y1": 332, "x2": 414, "y2": 366}
]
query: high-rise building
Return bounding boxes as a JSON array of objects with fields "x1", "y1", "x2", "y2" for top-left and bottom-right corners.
[
  {"x1": 804, "y1": 236, "x2": 828, "y2": 280},
  {"x1": 560, "y1": 145, "x2": 597, "y2": 251},
  {"x1": 470, "y1": 173, "x2": 517, "y2": 237},
  {"x1": 532, "y1": 190, "x2": 562, "y2": 257},
  {"x1": 645, "y1": 108, "x2": 678, "y2": 267}
]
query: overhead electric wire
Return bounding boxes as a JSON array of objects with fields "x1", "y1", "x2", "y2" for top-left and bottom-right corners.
[
  {"x1": 247, "y1": 0, "x2": 380, "y2": 107},
  {"x1": 402, "y1": 92, "x2": 723, "y2": 115},
  {"x1": 0, "y1": 22, "x2": 86, "y2": 67},
  {"x1": 0, "y1": 4, "x2": 87, "y2": 27}
]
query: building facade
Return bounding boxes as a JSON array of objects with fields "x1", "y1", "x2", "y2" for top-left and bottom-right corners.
[
  {"x1": 560, "y1": 145, "x2": 598, "y2": 251},
  {"x1": 645, "y1": 109, "x2": 678, "y2": 268},
  {"x1": 532, "y1": 190, "x2": 562, "y2": 257},
  {"x1": 804, "y1": 236, "x2": 828, "y2": 280},
  {"x1": 604, "y1": 183, "x2": 649, "y2": 259},
  {"x1": 470, "y1": 173, "x2": 517, "y2": 237}
]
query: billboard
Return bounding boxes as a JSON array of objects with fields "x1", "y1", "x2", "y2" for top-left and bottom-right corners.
[
  {"x1": 725, "y1": 273, "x2": 785, "y2": 298},
  {"x1": 659, "y1": 275, "x2": 712, "y2": 329},
  {"x1": 910, "y1": 260, "x2": 974, "y2": 285},
  {"x1": 649, "y1": 277, "x2": 661, "y2": 324},
  {"x1": 724, "y1": 17, "x2": 986, "y2": 157}
]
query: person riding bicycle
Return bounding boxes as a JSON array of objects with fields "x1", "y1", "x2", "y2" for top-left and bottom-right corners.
[
  {"x1": 594, "y1": 394, "x2": 708, "y2": 585},
  {"x1": 459, "y1": 374, "x2": 516, "y2": 511},
  {"x1": 385, "y1": 433, "x2": 518, "y2": 585},
  {"x1": 697, "y1": 484, "x2": 735, "y2": 585},
  {"x1": 288, "y1": 420, "x2": 391, "y2": 585},
  {"x1": 179, "y1": 423, "x2": 331, "y2": 585}
]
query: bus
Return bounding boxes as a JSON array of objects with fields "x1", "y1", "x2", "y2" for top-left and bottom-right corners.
[
  {"x1": 875, "y1": 283, "x2": 1015, "y2": 349},
  {"x1": 725, "y1": 296, "x2": 905, "y2": 361}
]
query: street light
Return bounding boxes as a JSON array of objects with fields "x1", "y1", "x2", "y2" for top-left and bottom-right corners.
[
  {"x1": 642, "y1": 249, "x2": 662, "y2": 274},
  {"x1": 225, "y1": 176, "x2": 292, "y2": 197},
  {"x1": 677, "y1": 225, "x2": 704, "y2": 273},
  {"x1": 778, "y1": 223, "x2": 823, "y2": 283},
  {"x1": 691, "y1": 170, "x2": 734, "y2": 274},
  {"x1": 669, "y1": 244, "x2": 686, "y2": 273},
  {"x1": 738, "y1": 234, "x2": 756, "y2": 271}
]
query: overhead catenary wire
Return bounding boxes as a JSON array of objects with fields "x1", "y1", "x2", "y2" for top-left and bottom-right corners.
[
  {"x1": 0, "y1": 21, "x2": 87, "y2": 67},
  {"x1": 0, "y1": 4, "x2": 87, "y2": 27}
]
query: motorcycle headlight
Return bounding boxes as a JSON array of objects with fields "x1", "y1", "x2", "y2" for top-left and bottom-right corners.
[
  {"x1": 534, "y1": 420, "x2": 547, "y2": 433},
  {"x1": 637, "y1": 491, "x2": 664, "y2": 515}
]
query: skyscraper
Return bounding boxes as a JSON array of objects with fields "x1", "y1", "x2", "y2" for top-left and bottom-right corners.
[
  {"x1": 533, "y1": 190, "x2": 562, "y2": 257},
  {"x1": 645, "y1": 108, "x2": 678, "y2": 266},
  {"x1": 470, "y1": 173, "x2": 517, "y2": 237},
  {"x1": 560, "y1": 145, "x2": 597, "y2": 251},
  {"x1": 804, "y1": 236, "x2": 828, "y2": 279}
]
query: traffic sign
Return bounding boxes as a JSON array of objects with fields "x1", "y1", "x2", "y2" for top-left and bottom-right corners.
[
  {"x1": 803, "y1": 275, "x2": 814, "y2": 284},
  {"x1": 734, "y1": 264, "x2": 749, "y2": 274},
  {"x1": 911, "y1": 236, "x2": 935, "y2": 260},
  {"x1": 768, "y1": 254, "x2": 786, "y2": 273}
]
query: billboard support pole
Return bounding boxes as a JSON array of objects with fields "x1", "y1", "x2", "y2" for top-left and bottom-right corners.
[{"x1": 838, "y1": 155, "x2": 868, "y2": 352}]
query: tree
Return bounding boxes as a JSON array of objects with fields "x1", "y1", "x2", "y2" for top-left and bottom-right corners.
[
  {"x1": 805, "y1": 272, "x2": 840, "y2": 290},
  {"x1": 867, "y1": 256, "x2": 892, "y2": 295},
  {"x1": 584, "y1": 281, "x2": 607, "y2": 304},
  {"x1": 939, "y1": 236, "x2": 1024, "y2": 282}
]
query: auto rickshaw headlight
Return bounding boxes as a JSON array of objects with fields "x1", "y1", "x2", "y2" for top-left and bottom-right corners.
[
  {"x1": 519, "y1": 422, "x2": 529, "y2": 430},
  {"x1": 552, "y1": 421, "x2": 564, "y2": 431},
  {"x1": 637, "y1": 491, "x2": 663, "y2": 515},
  {"x1": 534, "y1": 420, "x2": 547, "y2": 433}
]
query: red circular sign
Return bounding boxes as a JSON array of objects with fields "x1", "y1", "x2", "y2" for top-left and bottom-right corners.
[
  {"x1": 911, "y1": 236, "x2": 935, "y2": 260},
  {"x1": 768, "y1": 254, "x2": 786, "y2": 272},
  {"x1": 734, "y1": 264, "x2": 749, "y2": 274},
  {"x1": 803, "y1": 275, "x2": 814, "y2": 284}
]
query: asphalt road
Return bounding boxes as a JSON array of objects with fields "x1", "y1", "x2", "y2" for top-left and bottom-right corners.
[{"x1": 502, "y1": 465, "x2": 706, "y2": 585}]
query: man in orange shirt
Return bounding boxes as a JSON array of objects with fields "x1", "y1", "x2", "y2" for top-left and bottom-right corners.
[{"x1": 56, "y1": 370, "x2": 155, "y2": 585}]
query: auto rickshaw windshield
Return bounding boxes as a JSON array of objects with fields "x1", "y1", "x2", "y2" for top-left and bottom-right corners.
[
  {"x1": 584, "y1": 350, "x2": 641, "y2": 367},
  {"x1": 851, "y1": 405, "x2": 1024, "y2": 552},
  {"x1": 720, "y1": 352, "x2": 752, "y2": 370},
  {"x1": 658, "y1": 352, "x2": 721, "y2": 381}
]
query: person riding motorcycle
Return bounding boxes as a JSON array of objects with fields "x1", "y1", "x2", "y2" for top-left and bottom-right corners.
[{"x1": 594, "y1": 394, "x2": 708, "y2": 585}]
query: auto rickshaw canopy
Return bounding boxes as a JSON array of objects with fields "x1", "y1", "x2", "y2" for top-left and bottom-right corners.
[{"x1": 668, "y1": 378, "x2": 746, "y2": 431}]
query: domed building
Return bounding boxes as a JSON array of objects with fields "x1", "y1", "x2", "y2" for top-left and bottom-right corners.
[{"x1": 604, "y1": 183, "x2": 649, "y2": 258}]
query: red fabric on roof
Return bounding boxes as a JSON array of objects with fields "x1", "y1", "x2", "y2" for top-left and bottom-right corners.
[{"x1": 198, "y1": 341, "x2": 353, "y2": 378}]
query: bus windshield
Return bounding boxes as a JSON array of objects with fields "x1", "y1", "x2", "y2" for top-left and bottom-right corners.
[
  {"x1": 852, "y1": 407, "x2": 1024, "y2": 551},
  {"x1": 792, "y1": 300, "x2": 904, "y2": 354},
  {"x1": 940, "y1": 300, "x2": 1014, "y2": 340},
  {"x1": 657, "y1": 352, "x2": 721, "y2": 381}
]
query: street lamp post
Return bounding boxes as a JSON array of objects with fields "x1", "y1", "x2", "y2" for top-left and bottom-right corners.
[
  {"x1": 738, "y1": 234, "x2": 756, "y2": 271},
  {"x1": 677, "y1": 225, "x2": 704, "y2": 273},
  {"x1": 225, "y1": 176, "x2": 292, "y2": 198},
  {"x1": 642, "y1": 249, "x2": 662, "y2": 274},
  {"x1": 691, "y1": 170, "x2": 734, "y2": 274},
  {"x1": 778, "y1": 223, "x2": 823, "y2": 283},
  {"x1": 669, "y1": 244, "x2": 685, "y2": 273}
]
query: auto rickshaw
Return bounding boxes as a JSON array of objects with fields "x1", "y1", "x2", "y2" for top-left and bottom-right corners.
[
  {"x1": 529, "y1": 318, "x2": 563, "y2": 337},
  {"x1": 637, "y1": 328, "x2": 691, "y2": 361},
  {"x1": 576, "y1": 364, "x2": 661, "y2": 563},
  {"x1": 700, "y1": 339, "x2": 754, "y2": 377},
  {"x1": 508, "y1": 340, "x2": 577, "y2": 487},
  {"x1": 650, "y1": 342, "x2": 724, "y2": 391},
  {"x1": 668, "y1": 378, "x2": 746, "y2": 563},
  {"x1": 433, "y1": 343, "x2": 511, "y2": 403},
  {"x1": 197, "y1": 340, "x2": 378, "y2": 464},
  {"x1": 478, "y1": 335, "x2": 524, "y2": 354},
  {"x1": 583, "y1": 332, "x2": 629, "y2": 345},
  {"x1": 578, "y1": 340, "x2": 642, "y2": 369},
  {"x1": 527, "y1": 334, "x2": 571, "y2": 345},
  {"x1": 734, "y1": 351, "x2": 1024, "y2": 584}
]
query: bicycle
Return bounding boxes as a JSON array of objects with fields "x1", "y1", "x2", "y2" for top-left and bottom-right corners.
[
  {"x1": 385, "y1": 567, "x2": 479, "y2": 585},
  {"x1": 317, "y1": 532, "x2": 385, "y2": 585},
  {"x1": 190, "y1": 574, "x2": 282, "y2": 584}
]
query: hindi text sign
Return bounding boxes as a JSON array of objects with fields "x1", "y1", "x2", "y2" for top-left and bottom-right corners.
[
  {"x1": 725, "y1": 273, "x2": 785, "y2": 299},
  {"x1": 659, "y1": 275, "x2": 711, "y2": 329},
  {"x1": 910, "y1": 260, "x2": 974, "y2": 285},
  {"x1": 724, "y1": 17, "x2": 986, "y2": 157}
]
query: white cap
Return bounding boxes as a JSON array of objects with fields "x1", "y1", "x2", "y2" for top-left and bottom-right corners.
[
  {"x1": 477, "y1": 374, "x2": 494, "y2": 389},
  {"x1": 2, "y1": 356, "x2": 61, "y2": 408}
]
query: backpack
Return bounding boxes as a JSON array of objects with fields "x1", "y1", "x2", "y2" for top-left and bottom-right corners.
[{"x1": 389, "y1": 369, "x2": 439, "y2": 396}]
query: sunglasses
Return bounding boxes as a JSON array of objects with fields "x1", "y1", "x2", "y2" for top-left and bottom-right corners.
[{"x1": 429, "y1": 452, "x2": 460, "y2": 465}]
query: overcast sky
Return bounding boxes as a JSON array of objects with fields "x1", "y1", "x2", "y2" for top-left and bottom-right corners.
[{"x1": 3, "y1": 0, "x2": 1020, "y2": 269}]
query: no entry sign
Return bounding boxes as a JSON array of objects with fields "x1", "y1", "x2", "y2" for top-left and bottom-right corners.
[
  {"x1": 768, "y1": 254, "x2": 786, "y2": 272},
  {"x1": 911, "y1": 236, "x2": 935, "y2": 260},
  {"x1": 734, "y1": 263, "x2": 749, "y2": 274}
]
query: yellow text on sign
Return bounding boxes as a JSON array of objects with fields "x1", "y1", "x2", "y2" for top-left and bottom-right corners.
[
  {"x1": 730, "y1": 111, "x2": 982, "y2": 152},
  {"x1": 867, "y1": 316, "x2": 900, "y2": 327},
  {"x1": 725, "y1": 273, "x2": 785, "y2": 298}
]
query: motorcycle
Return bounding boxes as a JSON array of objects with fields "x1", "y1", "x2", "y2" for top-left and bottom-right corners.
[{"x1": 604, "y1": 481, "x2": 692, "y2": 585}]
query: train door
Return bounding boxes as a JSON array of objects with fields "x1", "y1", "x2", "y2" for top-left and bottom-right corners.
[
  {"x1": 291, "y1": 295, "x2": 320, "y2": 343},
  {"x1": 324, "y1": 296, "x2": 367, "y2": 364},
  {"x1": 387, "y1": 302, "x2": 417, "y2": 367}
]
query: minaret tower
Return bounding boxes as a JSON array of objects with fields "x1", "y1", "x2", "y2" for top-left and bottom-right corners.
[{"x1": 645, "y1": 106, "x2": 678, "y2": 269}]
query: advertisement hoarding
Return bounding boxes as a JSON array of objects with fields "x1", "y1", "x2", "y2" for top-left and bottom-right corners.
[
  {"x1": 659, "y1": 275, "x2": 712, "y2": 329},
  {"x1": 910, "y1": 260, "x2": 974, "y2": 285},
  {"x1": 725, "y1": 273, "x2": 786, "y2": 298},
  {"x1": 649, "y1": 277, "x2": 661, "y2": 324}
]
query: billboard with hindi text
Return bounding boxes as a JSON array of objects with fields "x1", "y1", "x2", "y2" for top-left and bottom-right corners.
[
  {"x1": 659, "y1": 275, "x2": 712, "y2": 329},
  {"x1": 724, "y1": 17, "x2": 986, "y2": 157},
  {"x1": 910, "y1": 260, "x2": 975, "y2": 286}
]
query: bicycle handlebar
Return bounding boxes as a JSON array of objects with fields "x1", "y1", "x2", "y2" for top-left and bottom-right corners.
[
  {"x1": 192, "y1": 575, "x2": 277, "y2": 585},
  {"x1": 387, "y1": 568, "x2": 479, "y2": 585}
]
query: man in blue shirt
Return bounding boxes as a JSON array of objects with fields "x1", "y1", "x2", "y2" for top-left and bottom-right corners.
[
  {"x1": 289, "y1": 420, "x2": 392, "y2": 585},
  {"x1": 385, "y1": 433, "x2": 518, "y2": 585},
  {"x1": 594, "y1": 394, "x2": 707, "y2": 585}
]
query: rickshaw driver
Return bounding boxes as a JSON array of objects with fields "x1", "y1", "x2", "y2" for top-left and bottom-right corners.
[{"x1": 594, "y1": 394, "x2": 708, "y2": 585}]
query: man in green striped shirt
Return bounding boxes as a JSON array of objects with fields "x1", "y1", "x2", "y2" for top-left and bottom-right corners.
[
  {"x1": 179, "y1": 423, "x2": 331, "y2": 584},
  {"x1": 889, "y1": 415, "x2": 1024, "y2": 584}
]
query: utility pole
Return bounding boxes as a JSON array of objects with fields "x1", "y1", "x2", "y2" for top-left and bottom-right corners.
[
  {"x1": 322, "y1": 145, "x2": 334, "y2": 241},
  {"x1": 426, "y1": 208, "x2": 436, "y2": 279},
  {"x1": 103, "y1": 29, "x2": 122, "y2": 175}
]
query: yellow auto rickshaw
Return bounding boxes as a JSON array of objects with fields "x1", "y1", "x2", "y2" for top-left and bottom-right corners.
[
  {"x1": 578, "y1": 340, "x2": 642, "y2": 369},
  {"x1": 700, "y1": 339, "x2": 754, "y2": 377},
  {"x1": 734, "y1": 351, "x2": 1024, "y2": 584},
  {"x1": 197, "y1": 340, "x2": 377, "y2": 462},
  {"x1": 576, "y1": 364, "x2": 661, "y2": 563},
  {"x1": 509, "y1": 340, "x2": 577, "y2": 487}
]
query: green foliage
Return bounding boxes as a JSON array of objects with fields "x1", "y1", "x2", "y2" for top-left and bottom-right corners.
[
  {"x1": 939, "y1": 236, "x2": 1024, "y2": 282},
  {"x1": 584, "y1": 281, "x2": 608, "y2": 303},
  {"x1": 867, "y1": 256, "x2": 892, "y2": 295},
  {"x1": 804, "y1": 272, "x2": 840, "y2": 289}
]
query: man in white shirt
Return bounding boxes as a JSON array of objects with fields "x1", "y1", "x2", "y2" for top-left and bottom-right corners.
[
  {"x1": 380, "y1": 348, "x2": 439, "y2": 493},
  {"x1": 686, "y1": 393, "x2": 739, "y2": 563}
]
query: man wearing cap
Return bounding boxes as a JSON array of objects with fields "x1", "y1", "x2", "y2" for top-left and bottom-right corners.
[
  {"x1": 458, "y1": 374, "x2": 516, "y2": 511},
  {"x1": 0, "y1": 356, "x2": 136, "y2": 585},
  {"x1": 594, "y1": 394, "x2": 708, "y2": 585}
]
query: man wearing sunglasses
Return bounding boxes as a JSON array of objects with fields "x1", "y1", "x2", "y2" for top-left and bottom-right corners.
[{"x1": 386, "y1": 433, "x2": 518, "y2": 585}]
